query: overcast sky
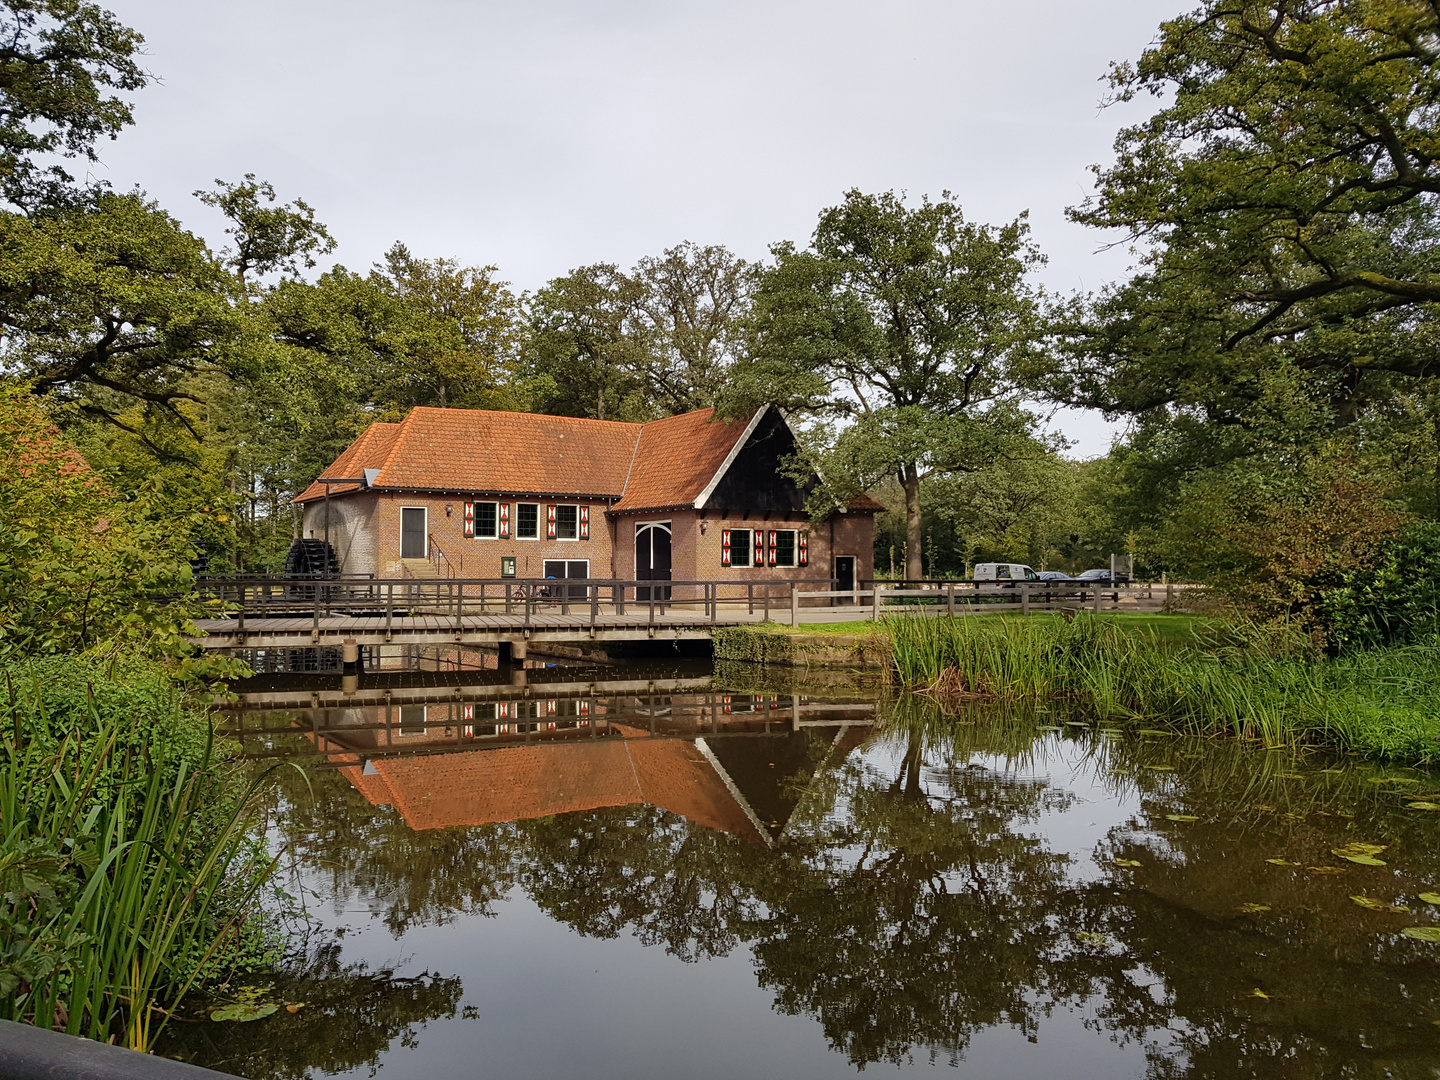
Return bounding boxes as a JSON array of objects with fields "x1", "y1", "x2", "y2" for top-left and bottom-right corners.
[{"x1": 94, "y1": 0, "x2": 1172, "y2": 456}]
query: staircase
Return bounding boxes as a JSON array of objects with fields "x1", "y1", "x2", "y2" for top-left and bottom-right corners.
[{"x1": 401, "y1": 558, "x2": 439, "y2": 580}]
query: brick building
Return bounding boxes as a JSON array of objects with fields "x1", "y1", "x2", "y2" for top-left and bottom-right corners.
[{"x1": 295, "y1": 404, "x2": 878, "y2": 591}]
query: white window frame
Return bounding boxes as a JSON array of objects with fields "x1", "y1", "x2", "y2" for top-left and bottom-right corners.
[
  {"x1": 772, "y1": 529, "x2": 798, "y2": 568},
  {"x1": 516, "y1": 502, "x2": 540, "y2": 540},
  {"x1": 555, "y1": 504, "x2": 580, "y2": 541},
  {"x1": 729, "y1": 527, "x2": 755, "y2": 568},
  {"x1": 472, "y1": 500, "x2": 499, "y2": 539}
]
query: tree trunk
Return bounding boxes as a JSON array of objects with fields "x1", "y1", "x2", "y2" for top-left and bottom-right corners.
[{"x1": 900, "y1": 464, "x2": 923, "y2": 581}]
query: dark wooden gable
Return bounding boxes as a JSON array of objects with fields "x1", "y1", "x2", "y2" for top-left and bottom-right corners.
[{"x1": 703, "y1": 407, "x2": 813, "y2": 514}]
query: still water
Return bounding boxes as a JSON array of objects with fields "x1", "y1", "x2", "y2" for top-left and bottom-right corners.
[{"x1": 161, "y1": 657, "x2": 1440, "y2": 1079}]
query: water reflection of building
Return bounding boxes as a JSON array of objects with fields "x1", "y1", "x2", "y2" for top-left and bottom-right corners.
[{"x1": 228, "y1": 674, "x2": 875, "y2": 844}]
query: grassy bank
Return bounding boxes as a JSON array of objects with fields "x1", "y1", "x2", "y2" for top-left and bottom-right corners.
[
  {"x1": 886, "y1": 615, "x2": 1440, "y2": 764},
  {"x1": 0, "y1": 656, "x2": 277, "y2": 1049}
]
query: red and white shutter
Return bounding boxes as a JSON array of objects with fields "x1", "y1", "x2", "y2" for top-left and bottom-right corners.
[
  {"x1": 499, "y1": 503, "x2": 510, "y2": 538},
  {"x1": 579, "y1": 506, "x2": 589, "y2": 539},
  {"x1": 721, "y1": 529, "x2": 732, "y2": 566},
  {"x1": 547, "y1": 505, "x2": 557, "y2": 539},
  {"x1": 798, "y1": 532, "x2": 808, "y2": 566},
  {"x1": 768, "y1": 531, "x2": 779, "y2": 566},
  {"x1": 464, "y1": 502, "x2": 475, "y2": 538}
]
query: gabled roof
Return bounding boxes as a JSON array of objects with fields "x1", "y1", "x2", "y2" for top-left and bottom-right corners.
[
  {"x1": 296, "y1": 403, "x2": 885, "y2": 514},
  {"x1": 611, "y1": 407, "x2": 757, "y2": 513}
]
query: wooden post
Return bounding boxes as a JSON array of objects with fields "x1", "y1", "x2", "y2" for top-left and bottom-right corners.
[
  {"x1": 872, "y1": 582, "x2": 882, "y2": 621},
  {"x1": 790, "y1": 582, "x2": 799, "y2": 628},
  {"x1": 1021, "y1": 583, "x2": 1030, "y2": 616},
  {"x1": 616, "y1": 580, "x2": 626, "y2": 616},
  {"x1": 1093, "y1": 587, "x2": 1101, "y2": 614},
  {"x1": 385, "y1": 582, "x2": 394, "y2": 642},
  {"x1": 947, "y1": 583, "x2": 955, "y2": 618},
  {"x1": 710, "y1": 583, "x2": 718, "y2": 623},
  {"x1": 763, "y1": 586, "x2": 770, "y2": 623},
  {"x1": 748, "y1": 582, "x2": 754, "y2": 616}
]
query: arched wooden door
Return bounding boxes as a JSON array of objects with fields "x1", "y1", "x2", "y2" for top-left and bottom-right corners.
[{"x1": 635, "y1": 523, "x2": 672, "y2": 601}]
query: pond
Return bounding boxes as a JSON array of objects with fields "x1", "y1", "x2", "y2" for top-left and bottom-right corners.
[{"x1": 160, "y1": 654, "x2": 1440, "y2": 1079}]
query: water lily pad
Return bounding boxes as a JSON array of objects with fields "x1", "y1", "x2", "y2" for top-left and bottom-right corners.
[
  {"x1": 210, "y1": 1003, "x2": 279, "y2": 1023},
  {"x1": 1238, "y1": 903, "x2": 1271, "y2": 913},
  {"x1": 1114, "y1": 857, "x2": 1144, "y2": 868},
  {"x1": 1075, "y1": 931, "x2": 1109, "y2": 945},
  {"x1": 1401, "y1": 927, "x2": 1440, "y2": 943},
  {"x1": 1333, "y1": 843, "x2": 1387, "y2": 857},
  {"x1": 1338, "y1": 854, "x2": 1387, "y2": 866},
  {"x1": 1351, "y1": 896, "x2": 1409, "y2": 913},
  {"x1": 1165, "y1": 814, "x2": 1200, "y2": 822},
  {"x1": 1419, "y1": 893, "x2": 1440, "y2": 905},
  {"x1": 1308, "y1": 866, "x2": 1349, "y2": 875},
  {"x1": 1266, "y1": 858, "x2": 1301, "y2": 866},
  {"x1": 1407, "y1": 802, "x2": 1440, "y2": 811}
]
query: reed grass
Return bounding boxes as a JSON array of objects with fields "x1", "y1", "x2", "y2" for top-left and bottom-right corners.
[
  {"x1": 885, "y1": 615, "x2": 1440, "y2": 762},
  {"x1": 0, "y1": 660, "x2": 277, "y2": 1050}
]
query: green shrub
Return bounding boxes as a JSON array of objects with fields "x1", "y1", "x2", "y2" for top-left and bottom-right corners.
[
  {"x1": 1317, "y1": 523, "x2": 1440, "y2": 650},
  {"x1": 0, "y1": 656, "x2": 277, "y2": 1050}
]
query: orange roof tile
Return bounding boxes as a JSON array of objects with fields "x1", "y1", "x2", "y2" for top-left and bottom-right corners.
[
  {"x1": 296, "y1": 405, "x2": 760, "y2": 510},
  {"x1": 295, "y1": 421, "x2": 401, "y2": 501},
  {"x1": 610, "y1": 408, "x2": 752, "y2": 514}
]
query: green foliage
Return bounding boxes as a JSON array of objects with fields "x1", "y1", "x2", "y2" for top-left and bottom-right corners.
[
  {"x1": 523, "y1": 242, "x2": 756, "y2": 421},
  {"x1": 1317, "y1": 522, "x2": 1440, "y2": 650},
  {"x1": 0, "y1": 0, "x2": 146, "y2": 209},
  {"x1": 0, "y1": 391, "x2": 237, "y2": 675},
  {"x1": 885, "y1": 615, "x2": 1440, "y2": 762},
  {"x1": 195, "y1": 174, "x2": 335, "y2": 287},
  {"x1": 0, "y1": 656, "x2": 277, "y2": 1049},
  {"x1": 733, "y1": 189, "x2": 1047, "y2": 578}
]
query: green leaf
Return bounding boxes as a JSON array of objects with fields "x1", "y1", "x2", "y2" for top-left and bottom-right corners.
[
  {"x1": 1351, "y1": 896, "x2": 1409, "y2": 913},
  {"x1": 210, "y1": 1003, "x2": 279, "y2": 1023},
  {"x1": 1338, "y1": 854, "x2": 1387, "y2": 866},
  {"x1": 1265, "y1": 858, "x2": 1300, "y2": 866},
  {"x1": 1418, "y1": 893, "x2": 1440, "y2": 905},
  {"x1": 1400, "y1": 927, "x2": 1440, "y2": 943},
  {"x1": 1407, "y1": 802, "x2": 1440, "y2": 811},
  {"x1": 1237, "y1": 903, "x2": 1271, "y2": 914},
  {"x1": 1114, "y1": 857, "x2": 1144, "y2": 868}
]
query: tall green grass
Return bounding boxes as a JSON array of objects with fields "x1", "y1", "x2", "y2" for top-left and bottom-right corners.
[
  {"x1": 886, "y1": 615, "x2": 1440, "y2": 762},
  {"x1": 0, "y1": 659, "x2": 277, "y2": 1050}
]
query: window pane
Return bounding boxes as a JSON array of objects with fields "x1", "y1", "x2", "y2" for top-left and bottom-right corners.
[
  {"x1": 774, "y1": 530, "x2": 796, "y2": 567},
  {"x1": 556, "y1": 505, "x2": 579, "y2": 539},
  {"x1": 475, "y1": 501, "x2": 498, "y2": 538},
  {"x1": 732, "y1": 529, "x2": 751, "y2": 567},
  {"x1": 517, "y1": 503, "x2": 539, "y2": 538}
]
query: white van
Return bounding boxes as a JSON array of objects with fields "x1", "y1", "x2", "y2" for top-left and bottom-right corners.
[{"x1": 973, "y1": 562, "x2": 1040, "y2": 584}]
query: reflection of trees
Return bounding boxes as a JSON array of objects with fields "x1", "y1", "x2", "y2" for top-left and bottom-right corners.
[
  {"x1": 263, "y1": 736, "x2": 522, "y2": 935},
  {"x1": 250, "y1": 709, "x2": 1440, "y2": 1078},
  {"x1": 158, "y1": 942, "x2": 463, "y2": 1079}
]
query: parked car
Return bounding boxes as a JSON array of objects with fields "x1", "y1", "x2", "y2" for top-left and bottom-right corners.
[
  {"x1": 1076, "y1": 568, "x2": 1131, "y2": 585},
  {"x1": 972, "y1": 562, "x2": 1041, "y2": 587},
  {"x1": 1033, "y1": 571, "x2": 1078, "y2": 584}
]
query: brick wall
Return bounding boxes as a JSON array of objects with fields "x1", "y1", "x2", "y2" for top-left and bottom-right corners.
[{"x1": 373, "y1": 493, "x2": 616, "y2": 580}]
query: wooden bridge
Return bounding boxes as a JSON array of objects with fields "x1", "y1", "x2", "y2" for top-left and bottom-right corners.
[{"x1": 188, "y1": 575, "x2": 1176, "y2": 652}]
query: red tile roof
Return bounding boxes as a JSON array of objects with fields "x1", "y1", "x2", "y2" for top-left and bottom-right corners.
[
  {"x1": 611, "y1": 408, "x2": 752, "y2": 513},
  {"x1": 296, "y1": 404, "x2": 886, "y2": 515}
]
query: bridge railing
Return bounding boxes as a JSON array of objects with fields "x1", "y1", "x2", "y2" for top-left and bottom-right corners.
[{"x1": 192, "y1": 574, "x2": 1185, "y2": 635}]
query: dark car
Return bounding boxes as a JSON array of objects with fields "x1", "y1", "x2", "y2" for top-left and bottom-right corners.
[
  {"x1": 1076, "y1": 568, "x2": 1131, "y2": 585},
  {"x1": 1033, "y1": 571, "x2": 1078, "y2": 584}
]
